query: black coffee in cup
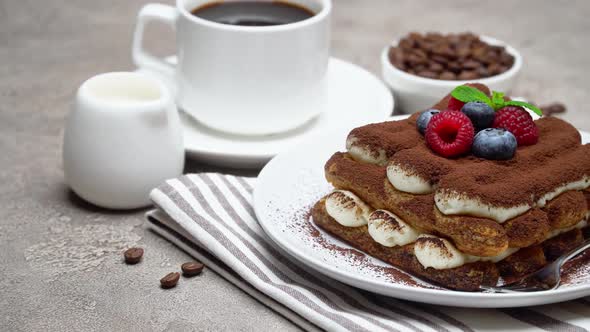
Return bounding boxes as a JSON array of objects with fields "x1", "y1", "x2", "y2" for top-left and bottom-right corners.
[{"x1": 191, "y1": 1, "x2": 315, "y2": 26}]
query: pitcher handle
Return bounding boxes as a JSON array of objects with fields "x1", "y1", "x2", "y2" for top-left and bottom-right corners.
[{"x1": 132, "y1": 4, "x2": 178, "y2": 78}]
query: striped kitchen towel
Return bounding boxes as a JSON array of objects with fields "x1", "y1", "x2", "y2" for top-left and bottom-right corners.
[{"x1": 146, "y1": 173, "x2": 590, "y2": 332}]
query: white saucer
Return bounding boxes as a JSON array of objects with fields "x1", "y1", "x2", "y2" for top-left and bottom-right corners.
[
  {"x1": 254, "y1": 115, "x2": 590, "y2": 307},
  {"x1": 137, "y1": 57, "x2": 393, "y2": 168}
]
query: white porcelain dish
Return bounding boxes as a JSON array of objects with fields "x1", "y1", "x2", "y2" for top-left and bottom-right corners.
[
  {"x1": 381, "y1": 35, "x2": 522, "y2": 113},
  {"x1": 138, "y1": 57, "x2": 394, "y2": 168},
  {"x1": 254, "y1": 115, "x2": 590, "y2": 307}
]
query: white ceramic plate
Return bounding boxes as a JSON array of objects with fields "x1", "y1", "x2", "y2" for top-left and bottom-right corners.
[
  {"x1": 254, "y1": 115, "x2": 590, "y2": 308},
  {"x1": 138, "y1": 57, "x2": 393, "y2": 168}
]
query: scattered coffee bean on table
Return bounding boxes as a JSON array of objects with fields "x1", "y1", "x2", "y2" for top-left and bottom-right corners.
[
  {"x1": 541, "y1": 103, "x2": 566, "y2": 117},
  {"x1": 160, "y1": 272, "x2": 180, "y2": 289},
  {"x1": 123, "y1": 247, "x2": 144, "y2": 265},
  {"x1": 388, "y1": 32, "x2": 515, "y2": 80},
  {"x1": 181, "y1": 261, "x2": 205, "y2": 277}
]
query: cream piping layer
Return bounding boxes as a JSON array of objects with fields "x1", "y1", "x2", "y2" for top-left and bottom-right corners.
[
  {"x1": 435, "y1": 176, "x2": 589, "y2": 223},
  {"x1": 324, "y1": 190, "x2": 590, "y2": 270},
  {"x1": 367, "y1": 210, "x2": 420, "y2": 247},
  {"x1": 386, "y1": 164, "x2": 433, "y2": 194},
  {"x1": 325, "y1": 190, "x2": 519, "y2": 269},
  {"x1": 434, "y1": 190, "x2": 531, "y2": 223},
  {"x1": 414, "y1": 235, "x2": 520, "y2": 269},
  {"x1": 384, "y1": 158, "x2": 589, "y2": 223}
]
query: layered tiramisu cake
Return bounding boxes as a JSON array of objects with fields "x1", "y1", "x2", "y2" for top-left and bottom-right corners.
[{"x1": 312, "y1": 83, "x2": 590, "y2": 290}]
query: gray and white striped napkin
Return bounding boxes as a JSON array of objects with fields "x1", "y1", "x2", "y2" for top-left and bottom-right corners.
[{"x1": 146, "y1": 173, "x2": 590, "y2": 332}]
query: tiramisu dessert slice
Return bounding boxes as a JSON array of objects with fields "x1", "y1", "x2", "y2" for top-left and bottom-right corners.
[{"x1": 312, "y1": 83, "x2": 590, "y2": 290}]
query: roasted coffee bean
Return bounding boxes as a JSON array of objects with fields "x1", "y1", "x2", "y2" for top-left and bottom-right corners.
[
  {"x1": 456, "y1": 46, "x2": 471, "y2": 58},
  {"x1": 398, "y1": 38, "x2": 415, "y2": 50},
  {"x1": 417, "y1": 70, "x2": 438, "y2": 79},
  {"x1": 425, "y1": 32, "x2": 443, "y2": 40},
  {"x1": 408, "y1": 32, "x2": 422, "y2": 41},
  {"x1": 458, "y1": 70, "x2": 479, "y2": 80},
  {"x1": 459, "y1": 32, "x2": 478, "y2": 41},
  {"x1": 479, "y1": 51, "x2": 497, "y2": 65},
  {"x1": 500, "y1": 52, "x2": 514, "y2": 66},
  {"x1": 124, "y1": 247, "x2": 144, "y2": 265},
  {"x1": 431, "y1": 55, "x2": 449, "y2": 64},
  {"x1": 463, "y1": 59, "x2": 481, "y2": 70},
  {"x1": 428, "y1": 62, "x2": 444, "y2": 73},
  {"x1": 407, "y1": 54, "x2": 426, "y2": 66},
  {"x1": 541, "y1": 103, "x2": 566, "y2": 117},
  {"x1": 490, "y1": 45, "x2": 504, "y2": 53},
  {"x1": 448, "y1": 35, "x2": 462, "y2": 46},
  {"x1": 489, "y1": 48, "x2": 501, "y2": 57},
  {"x1": 431, "y1": 45, "x2": 454, "y2": 58},
  {"x1": 420, "y1": 42, "x2": 435, "y2": 52},
  {"x1": 160, "y1": 272, "x2": 180, "y2": 289},
  {"x1": 413, "y1": 48, "x2": 428, "y2": 59},
  {"x1": 447, "y1": 61, "x2": 462, "y2": 72},
  {"x1": 413, "y1": 64, "x2": 427, "y2": 72},
  {"x1": 389, "y1": 48, "x2": 405, "y2": 63},
  {"x1": 476, "y1": 67, "x2": 489, "y2": 77},
  {"x1": 393, "y1": 61, "x2": 406, "y2": 70},
  {"x1": 439, "y1": 71, "x2": 457, "y2": 80},
  {"x1": 181, "y1": 261, "x2": 205, "y2": 277},
  {"x1": 488, "y1": 63, "x2": 503, "y2": 75}
]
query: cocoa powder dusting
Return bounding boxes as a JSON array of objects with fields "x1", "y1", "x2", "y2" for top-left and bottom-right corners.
[
  {"x1": 347, "y1": 114, "x2": 422, "y2": 161},
  {"x1": 346, "y1": 83, "x2": 589, "y2": 207}
]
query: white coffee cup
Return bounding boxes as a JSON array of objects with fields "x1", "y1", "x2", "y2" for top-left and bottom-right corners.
[
  {"x1": 132, "y1": 0, "x2": 331, "y2": 136},
  {"x1": 63, "y1": 72, "x2": 184, "y2": 209}
]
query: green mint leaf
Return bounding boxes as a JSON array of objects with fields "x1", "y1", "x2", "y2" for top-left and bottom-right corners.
[
  {"x1": 504, "y1": 100, "x2": 543, "y2": 116},
  {"x1": 491, "y1": 91, "x2": 506, "y2": 110},
  {"x1": 450, "y1": 86, "x2": 493, "y2": 107}
]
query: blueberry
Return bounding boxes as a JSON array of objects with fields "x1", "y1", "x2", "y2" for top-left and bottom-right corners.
[
  {"x1": 416, "y1": 109, "x2": 440, "y2": 135},
  {"x1": 472, "y1": 128, "x2": 517, "y2": 160},
  {"x1": 460, "y1": 101, "x2": 495, "y2": 131}
]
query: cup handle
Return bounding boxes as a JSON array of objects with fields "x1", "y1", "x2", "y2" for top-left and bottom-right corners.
[{"x1": 132, "y1": 4, "x2": 178, "y2": 78}]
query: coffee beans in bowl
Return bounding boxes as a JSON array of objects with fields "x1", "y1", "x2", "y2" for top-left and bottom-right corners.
[
  {"x1": 388, "y1": 32, "x2": 515, "y2": 81},
  {"x1": 380, "y1": 32, "x2": 521, "y2": 113}
]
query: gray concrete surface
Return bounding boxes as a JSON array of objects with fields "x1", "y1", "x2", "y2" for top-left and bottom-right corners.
[{"x1": 1, "y1": 0, "x2": 589, "y2": 331}]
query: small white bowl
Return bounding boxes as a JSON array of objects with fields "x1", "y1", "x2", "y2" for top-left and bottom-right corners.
[{"x1": 381, "y1": 35, "x2": 522, "y2": 113}]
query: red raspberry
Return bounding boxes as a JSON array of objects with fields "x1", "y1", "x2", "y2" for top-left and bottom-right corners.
[
  {"x1": 493, "y1": 106, "x2": 539, "y2": 146},
  {"x1": 447, "y1": 96, "x2": 465, "y2": 111},
  {"x1": 425, "y1": 111, "x2": 474, "y2": 158}
]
